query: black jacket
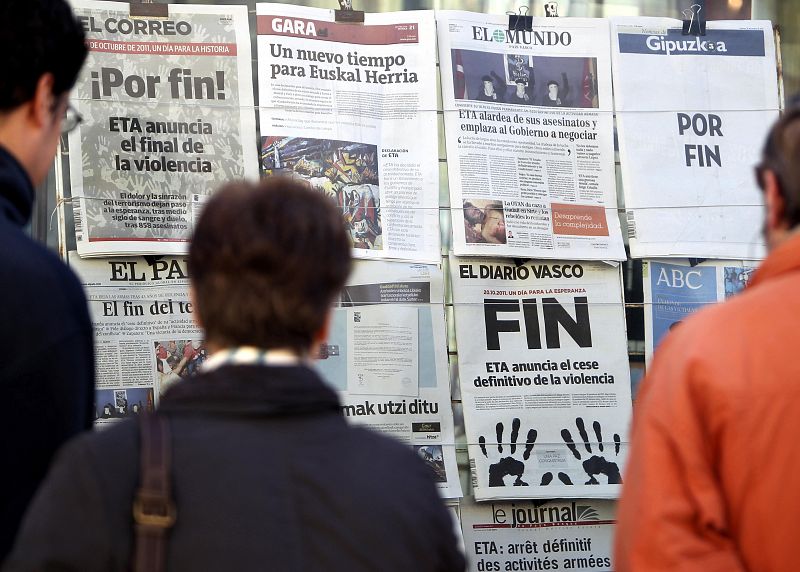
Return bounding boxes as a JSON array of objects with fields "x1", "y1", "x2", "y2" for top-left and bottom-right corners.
[
  {"x1": 5, "y1": 365, "x2": 465, "y2": 572},
  {"x1": 0, "y1": 147, "x2": 94, "y2": 560}
]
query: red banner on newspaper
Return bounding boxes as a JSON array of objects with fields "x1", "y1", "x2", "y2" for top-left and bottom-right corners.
[
  {"x1": 257, "y1": 16, "x2": 418, "y2": 45},
  {"x1": 88, "y1": 40, "x2": 238, "y2": 56}
]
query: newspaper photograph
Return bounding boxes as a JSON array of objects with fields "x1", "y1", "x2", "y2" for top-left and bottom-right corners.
[
  {"x1": 256, "y1": 3, "x2": 440, "y2": 263},
  {"x1": 450, "y1": 258, "x2": 631, "y2": 500},
  {"x1": 68, "y1": 252, "x2": 203, "y2": 427},
  {"x1": 612, "y1": 18, "x2": 779, "y2": 259},
  {"x1": 438, "y1": 12, "x2": 625, "y2": 261},
  {"x1": 460, "y1": 497, "x2": 615, "y2": 572},
  {"x1": 643, "y1": 259, "x2": 758, "y2": 364},
  {"x1": 315, "y1": 261, "x2": 462, "y2": 497},
  {"x1": 68, "y1": 1, "x2": 258, "y2": 257}
]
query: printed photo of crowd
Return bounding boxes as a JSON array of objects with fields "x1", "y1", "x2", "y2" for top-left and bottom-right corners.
[
  {"x1": 154, "y1": 339, "x2": 207, "y2": 395},
  {"x1": 261, "y1": 136, "x2": 382, "y2": 250},
  {"x1": 452, "y1": 49, "x2": 599, "y2": 109}
]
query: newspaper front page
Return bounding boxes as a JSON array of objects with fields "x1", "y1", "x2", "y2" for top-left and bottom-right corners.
[
  {"x1": 450, "y1": 258, "x2": 631, "y2": 500},
  {"x1": 612, "y1": 18, "x2": 779, "y2": 259},
  {"x1": 68, "y1": 1, "x2": 258, "y2": 257},
  {"x1": 69, "y1": 252, "x2": 202, "y2": 426},
  {"x1": 438, "y1": 12, "x2": 624, "y2": 261},
  {"x1": 460, "y1": 497, "x2": 616, "y2": 572},
  {"x1": 256, "y1": 4, "x2": 440, "y2": 263},
  {"x1": 643, "y1": 259, "x2": 757, "y2": 364},
  {"x1": 315, "y1": 261, "x2": 462, "y2": 498}
]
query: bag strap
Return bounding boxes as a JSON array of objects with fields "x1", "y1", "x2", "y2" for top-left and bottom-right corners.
[{"x1": 133, "y1": 413, "x2": 176, "y2": 572}]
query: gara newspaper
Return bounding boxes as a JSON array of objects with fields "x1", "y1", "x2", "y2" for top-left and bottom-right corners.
[
  {"x1": 315, "y1": 261, "x2": 462, "y2": 497},
  {"x1": 68, "y1": 1, "x2": 258, "y2": 257},
  {"x1": 257, "y1": 4, "x2": 440, "y2": 263},
  {"x1": 450, "y1": 258, "x2": 631, "y2": 500},
  {"x1": 438, "y1": 12, "x2": 624, "y2": 261},
  {"x1": 612, "y1": 18, "x2": 779, "y2": 259}
]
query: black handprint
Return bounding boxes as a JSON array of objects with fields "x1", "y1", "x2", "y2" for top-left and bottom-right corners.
[
  {"x1": 560, "y1": 417, "x2": 622, "y2": 485},
  {"x1": 479, "y1": 418, "x2": 552, "y2": 487}
]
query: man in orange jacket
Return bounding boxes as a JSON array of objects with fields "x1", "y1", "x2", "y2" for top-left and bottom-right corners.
[{"x1": 615, "y1": 109, "x2": 800, "y2": 571}]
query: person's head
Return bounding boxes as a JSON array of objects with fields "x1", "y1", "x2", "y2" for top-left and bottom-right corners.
[
  {"x1": 756, "y1": 108, "x2": 800, "y2": 250},
  {"x1": 189, "y1": 178, "x2": 352, "y2": 355},
  {"x1": 463, "y1": 201, "x2": 485, "y2": 225},
  {"x1": 0, "y1": 1, "x2": 87, "y2": 186},
  {"x1": 481, "y1": 203, "x2": 506, "y2": 244},
  {"x1": 515, "y1": 79, "x2": 527, "y2": 97},
  {"x1": 481, "y1": 75, "x2": 494, "y2": 95},
  {"x1": 547, "y1": 80, "x2": 559, "y2": 100}
]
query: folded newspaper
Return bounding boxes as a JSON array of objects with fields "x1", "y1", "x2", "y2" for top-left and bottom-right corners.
[
  {"x1": 67, "y1": 1, "x2": 259, "y2": 257},
  {"x1": 256, "y1": 3, "x2": 441, "y2": 263},
  {"x1": 438, "y1": 12, "x2": 625, "y2": 261},
  {"x1": 612, "y1": 17, "x2": 779, "y2": 259},
  {"x1": 450, "y1": 257, "x2": 632, "y2": 500}
]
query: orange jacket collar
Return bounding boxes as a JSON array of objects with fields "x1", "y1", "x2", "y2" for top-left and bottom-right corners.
[{"x1": 750, "y1": 230, "x2": 800, "y2": 289}]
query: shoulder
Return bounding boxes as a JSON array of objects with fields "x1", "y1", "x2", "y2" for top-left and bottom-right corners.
[{"x1": 0, "y1": 227, "x2": 89, "y2": 331}]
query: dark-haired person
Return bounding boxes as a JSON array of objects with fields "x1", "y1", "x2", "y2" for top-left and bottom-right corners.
[
  {"x1": 615, "y1": 109, "x2": 800, "y2": 571},
  {"x1": 4, "y1": 179, "x2": 465, "y2": 572},
  {"x1": 541, "y1": 73, "x2": 570, "y2": 107},
  {"x1": 475, "y1": 71, "x2": 506, "y2": 103},
  {"x1": 0, "y1": 0, "x2": 90, "y2": 560}
]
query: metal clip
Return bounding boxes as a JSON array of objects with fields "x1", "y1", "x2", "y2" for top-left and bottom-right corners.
[
  {"x1": 335, "y1": 0, "x2": 364, "y2": 23},
  {"x1": 682, "y1": 3, "x2": 706, "y2": 37},
  {"x1": 129, "y1": 0, "x2": 168, "y2": 19},
  {"x1": 507, "y1": 6, "x2": 532, "y2": 33},
  {"x1": 544, "y1": 2, "x2": 559, "y2": 17}
]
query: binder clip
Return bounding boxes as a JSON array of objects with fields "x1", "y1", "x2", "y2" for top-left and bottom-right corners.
[
  {"x1": 507, "y1": 6, "x2": 532, "y2": 33},
  {"x1": 129, "y1": 0, "x2": 167, "y2": 18},
  {"x1": 544, "y1": 2, "x2": 559, "y2": 17},
  {"x1": 681, "y1": 3, "x2": 706, "y2": 36},
  {"x1": 688, "y1": 258, "x2": 707, "y2": 267},
  {"x1": 335, "y1": 0, "x2": 364, "y2": 24}
]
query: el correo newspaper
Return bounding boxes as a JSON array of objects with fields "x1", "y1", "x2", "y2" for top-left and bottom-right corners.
[
  {"x1": 450, "y1": 258, "x2": 631, "y2": 500},
  {"x1": 68, "y1": 1, "x2": 258, "y2": 257},
  {"x1": 437, "y1": 12, "x2": 625, "y2": 261},
  {"x1": 68, "y1": 252, "x2": 203, "y2": 426},
  {"x1": 643, "y1": 259, "x2": 757, "y2": 364},
  {"x1": 256, "y1": 4, "x2": 440, "y2": 263},
  {"x1": 459, "y1": 497, "x2": 615, "y2": 572},
  {"x1": 612, "y1": 18, "x2": 779, "y2": 259},
  {"x1": 315, "y1": 261, "x2": 462, "y2": 497}
]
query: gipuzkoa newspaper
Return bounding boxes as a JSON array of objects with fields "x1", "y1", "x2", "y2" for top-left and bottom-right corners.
[
  {"x1": 68, "y1": 1, "x2": 258, "y2": 257},
  {"x1": 315, "y1": 261, "x2": 462, "y2": 497},
  {"x1": 460, "y1": 497, "x2": 615, "y2": 572},
  {"x1": 643, "y1": 259, "x2": 757, "y2": 364},
  {"x1": 256, "y1": 4, "x2": 440, "y2": 263},
  {"x1": 450, "y1": 258, "x2": 631, "y2": 500},
  {"x1": 69, "y1": 252, "x2": 202, "y2": 426},
  {"x1": 612, "y1": 18, "x2": 779, "y2": 259},
  {"x1": 438, "y1": 12, "x2": 625, "y2": 261}
]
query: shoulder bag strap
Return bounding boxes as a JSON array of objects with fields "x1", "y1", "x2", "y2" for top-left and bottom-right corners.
[{"x1": 133, "y1": 413, "x2": 176, "y2": 572}]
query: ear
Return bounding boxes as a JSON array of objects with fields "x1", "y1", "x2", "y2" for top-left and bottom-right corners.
[
  {"x1": 763, "y1": 169, "x2": 788, "y2": 234},
  {"x1": 30, "y1": 73, "x2": 57, "y2": 128}
]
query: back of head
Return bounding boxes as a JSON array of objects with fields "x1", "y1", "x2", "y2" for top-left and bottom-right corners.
[
  {"x1": 188, "y1": 179, "x2": 352, "y2": 353},
  {"x1": 0, "y1": 0, "x2": 87, "y2": 111},
  {"x1": 760, "y1": 108, "x2": 800, "y2": 229}
]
